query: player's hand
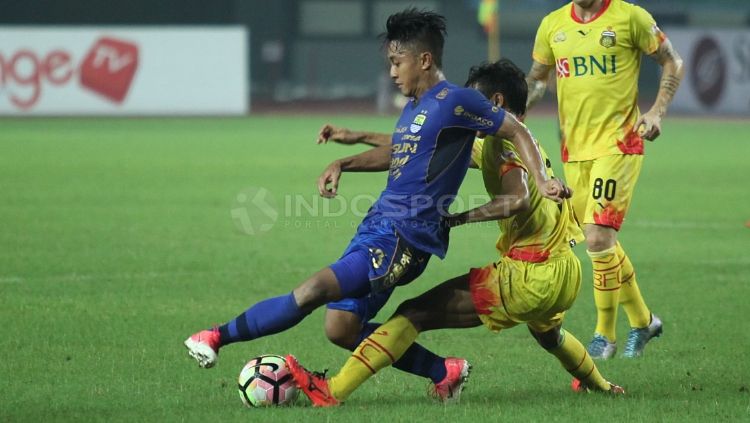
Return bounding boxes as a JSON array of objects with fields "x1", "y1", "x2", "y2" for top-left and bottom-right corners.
[
  {"x1": 318, "y1": 161, "x2": 342, "y2": 198},
  {"x1": 539, "y1": 178, "x2": 572, "y2": 203},
  {"x1": 634, "y1": 111, "x2": 662, "y2": 141},
  {"x1": 317, "y1": 124, "x2": 356, "y2": 145}
]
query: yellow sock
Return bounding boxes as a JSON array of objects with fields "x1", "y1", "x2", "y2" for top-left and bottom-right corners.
[
  {"x1": 328, "y1": 315, "x2": 418, "y2": 401},
  {"x1": 550, "y1": 329, "x2": 610, "y2": 391},
  {"x1": 615, "y1": 242, "x2": 651, "y2": 328},
  {"x1": 588, "y1": 246, "x2": 621, "y2": 341}
]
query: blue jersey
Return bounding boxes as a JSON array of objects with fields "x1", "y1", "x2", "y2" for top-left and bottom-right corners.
[{"x1": 364, "y1": 80, "x2": 506, "y2": 258}]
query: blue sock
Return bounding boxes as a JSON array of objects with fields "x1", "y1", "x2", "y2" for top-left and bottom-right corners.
[
  {"x1": 218, "y1": 292, "x2": 309, "y2": 346},
  {"x1": 359, "y1": 322, "x2": 447, "y2": 384}
]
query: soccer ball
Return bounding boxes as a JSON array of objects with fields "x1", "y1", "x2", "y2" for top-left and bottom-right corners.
[{"x1": 238, "y1": 354, "x2": 298, "y2": 407}]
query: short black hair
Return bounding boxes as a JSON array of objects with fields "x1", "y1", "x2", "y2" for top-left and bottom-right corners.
[
  {"x1": 380, "y1": 8, "x2": 447, "y2": 68},
  {"x1": 465, "y1": 59, "x2": 528, "y2": 117}
]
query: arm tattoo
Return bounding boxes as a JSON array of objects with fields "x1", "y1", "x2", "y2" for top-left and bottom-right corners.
[
  {"x1": 649, "y1": 39, "x2": 685, "y2": 116},
  {"x1": 661, "y1": 75, "x2": 680, "y2": 98}
]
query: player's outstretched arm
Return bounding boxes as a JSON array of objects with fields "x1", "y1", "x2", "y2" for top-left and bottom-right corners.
[
  {"x1": 446, "y1": 167, "x2": 531, "y2": 227},
  {"x1": 317, "y1": 145, "x2": 391, "y2": 198},
  {"x1": 636, "y1": 39, "x2": 684, "y2": 141},
  {"x1": 525, "y1": 60, "x2": 553, "y2": 111},
  {"x1": 495, "y1": 113, "x2": 570, "y2": 203},
  {"x1": 317, "y1": 124, "x2": 391, "y2": 146}
]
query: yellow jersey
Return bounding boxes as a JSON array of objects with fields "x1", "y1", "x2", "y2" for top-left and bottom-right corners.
[
  {"x1": 532, "y1": 0, "x2": 666, "y2": 162},
  {"x1": 472, "y1": 136, "x2": 584, "y2": 262}
]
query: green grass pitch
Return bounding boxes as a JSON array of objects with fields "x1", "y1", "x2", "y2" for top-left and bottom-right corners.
[{"x1": 1, "y1": 115, "x2": 748, "y2": 421}]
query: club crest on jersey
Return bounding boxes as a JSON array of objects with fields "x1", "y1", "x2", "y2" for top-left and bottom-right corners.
[
  {"x1": 554, "y1": 31, "x2": 567, "y2": 43},
  {"x1": 600, "y1": 27, "x2": 616, "y2": 48},
  {"x1": 410, "y1": 113, "x2": 427, "y2": 133},
  {"x1": 369, "y1": 248, "x2": 385, "y2": 269}
]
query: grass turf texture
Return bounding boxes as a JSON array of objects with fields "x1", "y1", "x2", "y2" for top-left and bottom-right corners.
[{"x1": 1, "y1": 116, "x2": 748, "y2": 422}]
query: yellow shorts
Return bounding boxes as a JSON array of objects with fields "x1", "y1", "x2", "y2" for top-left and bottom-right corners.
[
  {"x1": 563, "y1": 154, "x2": 644, "y2": 231},
  {"x1": 469, "y1": 251, "x2": 582, "y2": 333}
]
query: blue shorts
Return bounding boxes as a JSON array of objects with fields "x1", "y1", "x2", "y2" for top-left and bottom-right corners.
[{"x1": 327, "y1": 225, "x2": 431, "y2": 323}]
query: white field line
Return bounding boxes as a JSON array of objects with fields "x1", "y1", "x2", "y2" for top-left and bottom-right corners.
[
  {"x1": 0, "y1": 270, "x2": 251, "y2": 284},
  {"x1": 627, "y1": 219, "x2": 741, "y2": 230}
]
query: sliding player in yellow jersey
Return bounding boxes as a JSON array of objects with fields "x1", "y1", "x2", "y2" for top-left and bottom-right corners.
[
  {"x1": 285, "y1": 59, "x2": 624, "y2": 406},
  {"x1": 526, "y1": 0, "x2": 684, "y2": 358}
]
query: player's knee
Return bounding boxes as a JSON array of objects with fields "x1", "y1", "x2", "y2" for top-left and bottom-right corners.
[
  {"x1": 324, "y1": 310, "x2": 362, "y2": 350},
  {"x1": 585, "y1": 225, "x2": 616, "y2": 251},
  {"x1": 325, "y1": 323, "x2": 359, "y2": 350},
  {"x1": 293, "y1": 277, "x2": 339, "y2": 312},
  {"x1": 530, "y1": 327, "x2": 562, "y2": 351}
]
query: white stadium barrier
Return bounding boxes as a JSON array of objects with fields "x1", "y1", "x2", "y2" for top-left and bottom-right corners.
[{"x1": 0, "y1": 26, "x2": 248, "y2": 115}]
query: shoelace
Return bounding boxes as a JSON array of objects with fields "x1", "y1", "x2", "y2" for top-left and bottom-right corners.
[
  {"x1": 306, "y1": 369, "x2": 331, "y2": 396},
  {"x1": 623, "y1": 328, "x2": 647, "y2": 355},
  {"x1": 588, "y1": 336, "x2": 609, "y2": 355}
]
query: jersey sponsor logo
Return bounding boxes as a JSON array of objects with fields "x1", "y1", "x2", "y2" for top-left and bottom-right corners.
[
  {"x1": 599, "y1": 27, "x2": 616, "y2": 48},
  {"x1": 554, "y1": 31, "x2": 567, "y2": 43},
  {"x1": 410, "y1": 113, "x2": 427, "y2": 133},
  {"x1": 0, "y1": 36, "x2": 138, "y2": 110},
  {"x1": 556, "y1": 55, "x2": 617, "y2": 78},
  {"x1": 435, "y1": 87, "x2": 449, "y2": 99},
  {"x1": 556, "y1": 58, "x2": 570, "y2": 78},
  {"x1": 392, "y1": 142, "x2": 418, "y2": 154},
  {"x1": 453, "y1": 105, "x2": 494, "y2": 127}
]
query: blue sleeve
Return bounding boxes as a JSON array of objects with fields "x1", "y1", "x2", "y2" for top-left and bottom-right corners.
[{"x1": 443, "y1": 88, "x2": 506, "y2": 134}]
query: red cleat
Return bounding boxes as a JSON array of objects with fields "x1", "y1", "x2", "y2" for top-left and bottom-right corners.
[
  {"x1": 572, "y1": 378, "x2": 625, "y2": 395},
  {"x1": 428, "y1": 357, "x2": 472, "y2": 403},
  {"x1": 184, "y1": 327, "x2": 221, "y2": 368},
  {"x1": 285, "y1": 354, "x2": 340, "y2": 407}
]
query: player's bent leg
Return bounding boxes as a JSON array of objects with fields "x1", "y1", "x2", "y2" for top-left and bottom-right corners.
[
  {"x1": 615, "y1": 242, "x2": 662, "y2": 358},
  {"x1": 396, "y1": 273, "x2": 482, "y2": 332},
  {"x1": 529, "y1": 325, "x2": 621, "y2": 394},
  {"x1": 185, "y1": 268, "x2": 342, "y2": 368},
  {"x1": 615, "y1": 241, "x2": 651, "y2": 329},
  {"x1": 392, "y1": 274, "x2": 479, "y2": 402},
  {"x1": 585, "y1": 224, "x2": 620, "y2": 359},
  {"x1": 291, "y1": 274, "x2": 480, "y2": 404}
]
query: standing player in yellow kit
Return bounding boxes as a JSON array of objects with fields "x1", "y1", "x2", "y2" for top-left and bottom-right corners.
[{"x1": 526, "y1": 0, "x2": 684, "y2": 358}]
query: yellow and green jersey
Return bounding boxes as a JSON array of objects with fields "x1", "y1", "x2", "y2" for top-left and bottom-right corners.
[
  {"x1": 532, "y1": 0, "x2": 666, "y2": 162},
  {"x1": 472, "y1": 136, "x2": 584, "y2": 262}
]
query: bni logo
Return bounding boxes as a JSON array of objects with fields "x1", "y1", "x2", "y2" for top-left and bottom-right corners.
[{"x1": 556, "y1": 58, "x2": 570, "y2": 78}]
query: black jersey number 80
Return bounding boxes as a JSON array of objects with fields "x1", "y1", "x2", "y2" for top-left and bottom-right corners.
[{"x1": 592, "y1": 178, "x2": 617, "y2": 201}]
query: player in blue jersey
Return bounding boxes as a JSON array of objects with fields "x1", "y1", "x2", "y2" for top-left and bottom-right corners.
[{"x1": 184, "y1": 9, "x2": 568, "y2": 394}]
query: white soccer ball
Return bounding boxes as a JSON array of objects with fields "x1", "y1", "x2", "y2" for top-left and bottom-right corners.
[{"x1": 238, "y1": 354, "x2": 298, "y2": 407}]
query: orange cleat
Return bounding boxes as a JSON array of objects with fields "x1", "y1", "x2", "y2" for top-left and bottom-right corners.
[
  {"x1": 285, "y1": 354, "x2": 340, "y2": 407},
  {"x1": 428, "y1": 357, "x2": 472, "y2": 403},
  {"x1": 184, "y1": 327, "x2": 221, "y2": 368},
  {"x1": 572, "y1": 378, "x2": 625, "y2": 395}
]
